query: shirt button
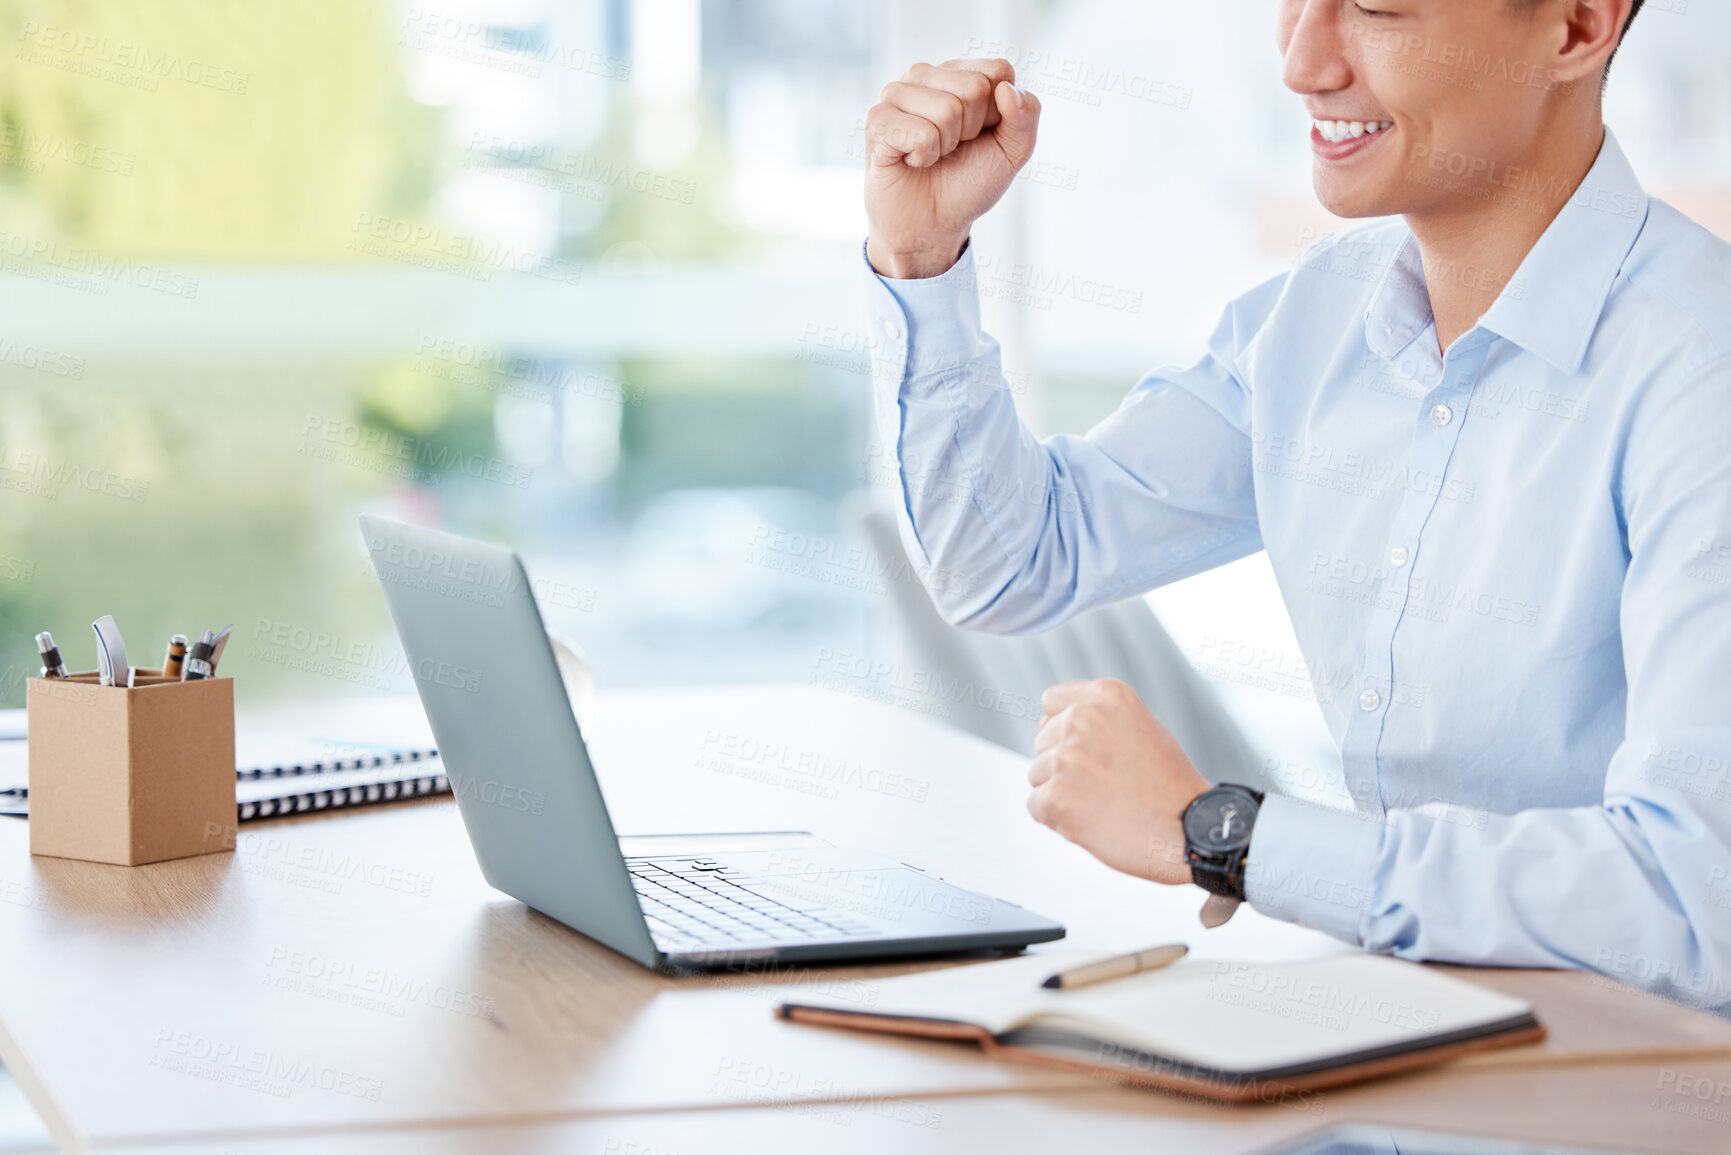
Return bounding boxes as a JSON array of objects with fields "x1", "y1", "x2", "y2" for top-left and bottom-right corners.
[
  {"x1": 1430, "y1": 403, "x2": 1453, "y2": 427},
  {"x1": 1359, "y1": 689, "x2": 1381, "y2": 712},
  {"x1": 882, "y1": 318, "x2": 902, "y2": 340},
  {"x1": 1389, "y1": 545, "x2": 1409, "y2": 567}
]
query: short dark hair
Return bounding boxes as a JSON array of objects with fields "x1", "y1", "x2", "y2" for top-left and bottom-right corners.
[{"x1": 1605, "y1": 0, "x2": 1645, "y2": 88}]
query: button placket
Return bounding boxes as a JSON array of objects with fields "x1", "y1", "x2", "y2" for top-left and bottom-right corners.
[{"x1": 1340, "y1": 338, "x2": 1492, "y2": 816}]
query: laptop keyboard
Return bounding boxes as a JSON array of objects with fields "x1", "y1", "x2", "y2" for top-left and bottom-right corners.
[{"x1": 627, "y1": 857, "x2": 876, "y2": 947}]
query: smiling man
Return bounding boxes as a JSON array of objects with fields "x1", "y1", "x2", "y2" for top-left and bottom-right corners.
[{"x1": 858, "y1": 0, "x2": 1731, "y2": 1009}]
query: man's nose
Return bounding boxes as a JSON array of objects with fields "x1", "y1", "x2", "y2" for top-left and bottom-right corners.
[{"x1": 1281, "y1": 0, "x2": 1354, "y2": 97}]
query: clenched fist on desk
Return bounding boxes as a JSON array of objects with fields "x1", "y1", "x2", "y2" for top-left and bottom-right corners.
[{"x1": 863, "y1": 57, "x2": 1042, "y2": 281}]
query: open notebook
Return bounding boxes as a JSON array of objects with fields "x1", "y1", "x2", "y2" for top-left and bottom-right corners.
[{"x1": 778, "y1": 951, "x2": 1544, "y2": 1102}]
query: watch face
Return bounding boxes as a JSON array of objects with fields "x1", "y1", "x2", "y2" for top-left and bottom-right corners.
[{"x1": 1184, "y1": 788, "x2": 1260, "y2": 853}]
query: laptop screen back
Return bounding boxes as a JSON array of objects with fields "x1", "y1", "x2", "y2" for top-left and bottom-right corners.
[{"x1": 360, "y1": 515, "x2": 657, "y2": 967}]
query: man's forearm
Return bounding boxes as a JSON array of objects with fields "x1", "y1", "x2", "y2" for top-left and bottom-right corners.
[
  {"x1": 862, "y1": 242, "x2": 1269, "y2": 635},
  {"x1": 863, "y1": 240, "x2": 1064, "y2": 630},
  {"x1": 1245, "y1": 789, "x2": 1731, "y2": 1011}
]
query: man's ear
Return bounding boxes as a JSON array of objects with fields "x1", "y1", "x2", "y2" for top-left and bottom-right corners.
[{"x1": 1549, "y1": 0, "x2": 1636, "y2": 87}]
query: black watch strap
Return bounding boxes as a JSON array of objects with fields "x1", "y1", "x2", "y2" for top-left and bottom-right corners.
[{"x1": 1190, "y1": 855, "x2": 1248, "y2": 899}]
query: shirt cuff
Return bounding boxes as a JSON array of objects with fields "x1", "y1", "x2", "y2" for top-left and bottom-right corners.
[
  {"x1": 861, "y1": 238, "x2": 984, "y2": 388},
  {"x1": 1244, "y1": 793, "x2": 1383, "y2": 943}
]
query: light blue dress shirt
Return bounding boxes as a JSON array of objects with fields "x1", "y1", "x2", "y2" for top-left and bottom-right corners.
[{"x1": 863, "y1": 130, "x2": 1731, "y2": 1011}]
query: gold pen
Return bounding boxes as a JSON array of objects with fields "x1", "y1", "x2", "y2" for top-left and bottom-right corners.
[
  {"x1": 1040, "y1": 943, "x2": 1189, "y2": 991},
  {"x1": 162, "y1": 634, "x2": 188, "y2": 680}
]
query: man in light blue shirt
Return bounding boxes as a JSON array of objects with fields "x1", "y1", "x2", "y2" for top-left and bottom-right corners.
[{"x1": 860, "y1": 0, "x2": 1731, "y2": 1009}]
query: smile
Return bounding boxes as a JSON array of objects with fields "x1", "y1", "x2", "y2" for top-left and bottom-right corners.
[{"x1": 1313, "y1": 118, "x2": 1394, "y2": 143}]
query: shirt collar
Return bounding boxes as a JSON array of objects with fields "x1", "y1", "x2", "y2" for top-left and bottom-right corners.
[
  {"x1": 1477, "y1": 128, "x2": 1648, "y2": 374},
  {"x1": 1363, "y1": 235, "x2": 1432, "y2": 366},
  {"x1": 1364, "y1": 128, "x2": 1649, "y2": 375}
]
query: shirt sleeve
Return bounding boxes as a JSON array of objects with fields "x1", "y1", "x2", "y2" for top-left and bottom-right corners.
[
  {"x1": 1246, "y1": 354, "x2": 1731, "y2": 1012},
  {"x1": 864, "y1": 240, "x2": 1275, "y2": 635}
]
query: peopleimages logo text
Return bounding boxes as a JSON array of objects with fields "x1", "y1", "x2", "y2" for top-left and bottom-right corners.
[{"x1": 302, "y1": 417, "x2": 533, "y2": 489}]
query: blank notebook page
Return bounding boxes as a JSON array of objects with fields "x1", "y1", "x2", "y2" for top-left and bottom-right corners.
[{"x1": 788, "y1": 951, "x2": 1535, "y2": 1075}]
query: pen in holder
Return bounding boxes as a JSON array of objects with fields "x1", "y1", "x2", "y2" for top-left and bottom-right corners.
[{"x1": 27, "y1": 672, "x2": 235, "y2": 866}]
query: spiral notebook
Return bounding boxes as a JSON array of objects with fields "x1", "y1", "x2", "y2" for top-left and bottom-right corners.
[{"x1": 0, "y1": 735, "x2": 450, "y2": 822}]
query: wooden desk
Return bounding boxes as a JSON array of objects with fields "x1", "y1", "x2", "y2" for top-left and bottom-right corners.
[
  {"x1": 1, "y1": 687, "x2": 1728, "y2": 1153},
  {"x1": 86, "y1": 1062, "x2": 1731, "y2": 1155}
]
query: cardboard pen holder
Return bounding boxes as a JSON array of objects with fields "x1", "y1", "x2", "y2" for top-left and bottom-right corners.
[{"x1": 27, "y1": 673, "x2": 235, "y2": 866}]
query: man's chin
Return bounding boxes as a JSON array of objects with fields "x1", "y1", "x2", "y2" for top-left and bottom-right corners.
[{"x1": 1312, "y1": 176, "x2": 1404, "y2": 221}]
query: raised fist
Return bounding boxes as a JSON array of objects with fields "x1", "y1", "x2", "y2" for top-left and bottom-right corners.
[{"x1": 863, "y1": 58, "x2": 1043, "y2": 280}]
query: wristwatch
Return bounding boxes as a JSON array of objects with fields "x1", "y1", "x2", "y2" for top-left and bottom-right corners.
[{"x1": 1181, "y1": 784, "x2": 1264, "y2": 902}]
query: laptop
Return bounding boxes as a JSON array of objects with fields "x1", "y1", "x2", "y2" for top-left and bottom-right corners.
[{"x1": 361, "y1": 516, "x2": 1065, "y2": 970}]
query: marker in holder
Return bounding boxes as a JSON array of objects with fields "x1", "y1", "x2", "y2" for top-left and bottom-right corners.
[
  {"x1": 35, "y1": 633, "x2": 67, "y2": 679},
  {"x1": 182, "y1": 630, "x2": 216, "y2": 681}
]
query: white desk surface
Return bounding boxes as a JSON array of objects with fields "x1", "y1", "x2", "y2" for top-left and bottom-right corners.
[{"x1": 1, "y1": 686, "x2": 1728, "y2": 1154}]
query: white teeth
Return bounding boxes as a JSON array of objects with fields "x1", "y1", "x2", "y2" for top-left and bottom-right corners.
[{"x1": 1314, "y1": 118, "x2": 1393, "y2": 143}]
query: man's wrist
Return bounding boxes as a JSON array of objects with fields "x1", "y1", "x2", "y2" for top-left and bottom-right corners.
[{"x1": 866, "y1": 234, "x2": 969, "y2": 281}]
